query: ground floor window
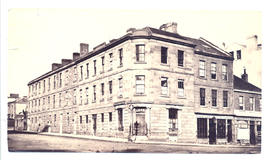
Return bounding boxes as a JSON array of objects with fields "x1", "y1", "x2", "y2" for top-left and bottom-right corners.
[
  {"x1": 118, "y1": 108, "x2": 123, "y2": 131},
  {"x1": 217, "y1": 119, "x2": 226, "y2": 138},
  {"x1": 197, "y1": 118, "x2": 207, "y2": 138},
  {"x1": 168, "y1": 109, "x2": 178, "y2": 132}
]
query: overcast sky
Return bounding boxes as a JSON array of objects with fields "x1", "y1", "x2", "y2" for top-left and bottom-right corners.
[{"x1": 8, "y1": 9, "x2": 262, "y2": 96}]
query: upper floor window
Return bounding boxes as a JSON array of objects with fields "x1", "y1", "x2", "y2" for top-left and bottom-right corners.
[
  {"x1": 178, "y1": 50, "x2": 184, "y2": 67},
  {"x1": 101, "y1": 56, "x2": 105, "y2": 73},
  {"x1": 222, "y1": 64, "x2": 228, "y2": 80},
  {"x1": 200, "y1": 88, "x2": 205, "y2": 106},
  {"x1": 53, "y1": 75, "x2": 56, "y2": 89},
  {"x1": 119, "y1": 78, "x2": 123, "y2": 96},
  {"x1": 93, "y1": 60, "x2": 97, "y2": 75},
  {"x1": 73, "y1": 89, "x2": 77, "y2": 105},
  {"x1": 237, "y1": 50, "x2": 241, "y2": 60},
  {"x1": 250, "y1": 97, "x2": 255, "y2": 111},
  {"x1": 178, "y1": 79, "x2": 184, "y2": 97},
  {"x1": 109, "y1": 81, "x2": 113, "y2": 94},
  {"x1": 119, "y1": 48, "x2": 123, "y2": 66},
  {"x1": 80, "y1": 66, "x2": 83, "y2": 80},
  {"x1": 161, "y1": 47, "x2": 168, "y2": 64},
  {"x1": 80, "y1": 115, "x2": 82, "y2": 124},
  {"x1": 85, "y1": 87, "x2": 89, "y2": 104},
  {"x1": 93, "y1": 85, "x2": 96, "y2": 102},
  {"x1": 230, "y1": 51, "x2": 234, "y2": 59},
  {"x1": 59, "y1": 73, "x2": 62, "y2": 87},
  {"x1": 109, "y1": 112, "x2": 112, "y2": 122},
  {"x1": 239, "y1": 96, "x2": 244, "y2": 110},
  {"x1": 212, "y1": 89, "x2": 217, "y2": 107},
  {"x1": 65, "y1": 70, "x2": 69, "y2": 86},
  {"x1": 79, "y1": 89, "x2": 82, "y2": 105},
  {"x1": 73, "y1": 66, "x2": 77, "y2": 82},
  {"x1": 43, "y1": 80, "x2": 46, "y2": 93},
  {"x1": 86, "y1": 115, "x2": 88, "y2": 124},
  {"x1": 101, "y1": 113, "x2": 104, "y2": 122},
  {"x1": 223, "y1": 91, "x2": 228, "y2": 107},
  {"x1": 101, "y1": 83, "x2": 104, "y2": 96},
  {"x1": 109, "y1": 53, "x2": 113, "y2": 70},
  {"x1": 199, "y1": 60, "x2": 205, "y2": 78},
  {"x1": 211, "y1": 62, "x2": 217, "y2": 80},
  {"x1": 86, "y1": 63, "x2": 89, "y2": 78},
  {"x1": 135, "y1": 75, "x2": 145, "y2": 94},
  {"x1": 59, "y1": 93, "x2": 61, "y2": 107},
  {"x1": 53, "y1": 95, "x2": 56, "y2": 108},
  {"x1": 136, "y1": 44, "x2": 145, "y2": 62},
  {"x1": 48, "y1": 78, "x2": 51, "y2": 91},
  {"x1": 161, "y1": 77, "x2": 168, "y2": 95}
]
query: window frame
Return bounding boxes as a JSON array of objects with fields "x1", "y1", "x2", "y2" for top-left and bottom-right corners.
[
  {"x1": 136, "y1": 44, "x2": 145, "y2": 62},
  {"x1": 223, "y1": 91, "x2": 228, "y2": 107},
  {"x1": 161, "y1": 77, "x2": 168, "y2": 95},
  {"x1": 177, "y1": 79, "x2": 184, "y2": 97},
  {"x1": 210, "y1": 62, "x2": 217, "y2": 80},
  {"x1": 161, "y1": 46, "x2": 168, "y2": 64},
  {"x1": 199, "y1": 60, "x2": 206, "y2": 78},
  {"x1": 197, "y1": 118, "x2": 207, "y2": 138},
  {"x1": 135, "y1": 75, "x2": 145, "y2": 94},
  {"x1": 222, "y1": 64, "x2": 228, "y2": 81},
  {"x1": 212, "y1": 89, "x2": 217, "y2": 107},
  {"x1": 178, "y1": 50, "x2": 184, "y2": 67},
  {"x1": 200, "y1": 88, "x2": 205, "y2": 106}
]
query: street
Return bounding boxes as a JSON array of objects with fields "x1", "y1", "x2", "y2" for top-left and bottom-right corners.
[{"x1": 8, "y1": 131, "x2": 261, "y2": 153}]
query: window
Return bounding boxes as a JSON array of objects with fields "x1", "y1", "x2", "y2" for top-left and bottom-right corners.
[
  {"x1": 199, "y1": 60, "x2": 206, "y2": 78},
  {"x1": 136, "y1": 44, "x2": 145, "y2": 62},
  {"x1": 197, "y1": 118, "x2": 207, "y2": 138},
  {"x1": 80, "y1": 66, "x2": 83, "y2": 80},
  {"x1": 200, "y1": 88, "x2": 205, "y2": 106},
  {"x1": 109, "y1": 53, "x2": 113, "y2": 70},
  {"x1": 161, "y1": 47, "x2": 168, "y2": 64},
  {"x1": 86, "y1": 63, "x2": 89, "y2": 78},
  {"x1": 65, "y1": 70, "x2": 69, "y2": 86},
  {"x1": 161, "y1": 77, "x2": 168, "y2": 95},
  {"x1": 118, "y1": 108, "x2": 123, "y2": 131},
  {"x1": 250, "y1": 97, "x2": 255, "y2": 111},
  {"x1": 59, "y1": 93, "x2": 61, "y2": 107},
  {"x1": 223, "y1": 91, "x2": 228, "y2": 107},
  {"x1": 109, "y1": 81, "x2": 112, "y2": 94},
  {"x1": 136, "y1": 75, "x2": 145, "y2": 94},
  {"x1": 119, "y1": 78, "x2": 123, "y2": 96},
  {"x1": 54, "y1": 75, "x2": 56, "y2": 89},
  {"x1": 109, "y1": 112, "x2": 112, "y2": 122},
  {"x1": 229, "y1": 51, "x2": 234, "y2": 59},
  {"x1": 178, "y1": 79, "x2": 184, "y2": 97},
  {"x1": 212, "y1": 89, "x2": 217, "y2": 107},
  {"x1": 178, "y1": 50, "x2": 184, "y2": 67},
  {"x1": 101, "y1": 113, "x2": 104, "y2": 122},
  {"x1": 211, "y1": 63, "x2": 217, "y2": 80},
  {"x1": 217, "y1": 119, "x2": 226, "y2": 138},
  {"x1": 237, "y1": 50, "x2": 241, "y2": 60},
  {"x1": 73, "y1": 89, "x2": 77, "y2": 105},
  {"x1": 43, "y1": 98, "x2": 45, "y2": 105},
  {"x1": 59, "y1": 73, "x2": 62, "y2": 87},
  {"x1": 80, "y1": 115, "x2": 82, "y2": 124},
  {"x1": 169, "y1": 109, "x2": 178, "y2": 132},
  {"x1": 79, "y1": 89, "x2": 82, "y2": 105},
  {"x1": 85, "y1": 87, "x2": 89, "y2": 104},
  {"x1": 53, "y1": 95, "x2": 55, "y2": 108},
  {"x1": 73, "y1": 66, "x2": 77, "y2": 82},
  {"x1": 101, "y1": 56, "x2": 105, "y2": 72},
  {"x1": 94, "y1": 60, "x2": 97, "y2": 75},
  {"x1": 101, "y1": 83, "x2": 104, "y2": 96},
  {"x1": 119, "y1": 48, "x2": 123, "y2": 66},
  {"x1": 222, "y1": 64, "x2": 228, "y2": 80},
  {"x1": 93, "y1": 85, "x2": 96, "y2": 102},
  {"x1": 43, "y1": 80, "x2": 46, "y2": 93},
  {"x1": 86, "y1": 115, "x2": 88, "y2": 123},
  {"x1": 239, "y1": 96, "x2": 244, "y2": 110},
  {"x1": 48, "y1": 96, "x2": 50, "y2": 109},
  {"x1": 38, "y1": 82, "x2": 41, "y2": 94},
  {"x1": 54, "y1": 114, "x2": 57, "y2": 123}
]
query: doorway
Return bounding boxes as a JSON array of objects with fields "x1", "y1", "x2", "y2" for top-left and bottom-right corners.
[
  {"x1": 209, "y1": 118, "x2": 216, "y2": 144},
  {"x1": 92, "y1": 114, "x2": 97, "y2": 135},
  {"x1": 133, "y1": 108, "x2": 147, "y2": 136},
  {"x1": 250, "y1": 121, "x2": 256, "y2": 145},
  {"x1": 227, "y1": 119, "x2": 232, "y2": 143}
]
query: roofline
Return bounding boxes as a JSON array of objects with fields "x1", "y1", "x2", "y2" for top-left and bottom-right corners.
[
  {"x1": 199, "y1": 37, "x2": 232, "y2": 57},
  {"x1": 194, "y1": 50, "x2": 234, "y2": 61},
  {"x1": 28, "y1": 34, "x2": 196, "y2": 85},
  {"x1": 233, "y1": 89, "x2": 261, "y2": 95}
]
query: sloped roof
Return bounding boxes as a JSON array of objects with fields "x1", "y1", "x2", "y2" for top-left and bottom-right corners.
[{"x1": 234, "y1": 75, "x2": 261, "y2": 92}]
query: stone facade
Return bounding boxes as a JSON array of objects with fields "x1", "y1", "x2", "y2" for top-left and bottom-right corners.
[{"x1": 26, "y1": 22, "x2": 261, "y2": 145}]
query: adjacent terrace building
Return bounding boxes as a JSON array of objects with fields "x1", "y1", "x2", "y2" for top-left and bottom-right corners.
[{"x1": 27, "y1": 22, "x2": 261, "y2": 144}]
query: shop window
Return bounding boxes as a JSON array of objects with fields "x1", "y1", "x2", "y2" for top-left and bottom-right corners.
[
  {"x1": 197, "y1": 118, "x2": 207, "y2": 138},
  {"x1": 217, "y1": 119, "x2": 226, "y2": 138},
  {"x1": 118, "y1": 108, "x2": 123, "y2": 131},
  {"x1": 169, "y1": 109, "x2": 178, "y2": 132}
]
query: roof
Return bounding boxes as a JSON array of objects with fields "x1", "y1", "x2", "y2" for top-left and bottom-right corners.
[
  {"x1": 28, "y1": 25, "x2": 233, "y2": 85},
  {"x1": 234, "y1": 75, "x2": 261, "y2": 92}
]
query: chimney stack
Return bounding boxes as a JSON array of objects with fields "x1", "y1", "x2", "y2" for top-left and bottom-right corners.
[
  {"x1": 241, "y1": 68, "x2": 248, "y2": 82},
  {"x1": 73, "y1": 52, "x2": 80, "y2": 60},
  {"x1": 80, "y1": 43, "x2": 89, "y2": 56},
  {"x1": 52, "y1": 63, "x2": 61, "y2": 71},
  {"x1": 159, "y1": 22, "x2": 178, "y2": 33},
  {"x1": 61, "y1": 59, "x2": 72, "y2": 66}
]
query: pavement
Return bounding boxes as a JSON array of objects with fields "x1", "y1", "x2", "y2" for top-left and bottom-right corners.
[{"x1": 22, "y1": 130, "x2": 260, "y2": 148}]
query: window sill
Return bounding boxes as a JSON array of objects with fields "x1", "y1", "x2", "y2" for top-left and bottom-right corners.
[
  {"x1": 210, "y1": 79, "x2": 218, "y2": 81},
  {"x1": 117, "y1": 65, "x2": 123, "y2": 68},
  {"x1": 118, "y1": 95, "x2": 123, "y2": 98},
  {"x1": 177, "y1": 96, "x2": 186, "y2": 99},
  {"x1": 160, "y1": 95, "x2": 170, "y2": 98},
  {"x1": 134, "y1": 93, "x2": 146, "y2": 96},
  {"x1": 160, "y1": 63, "x2": 170, "y2": 67},
  {"x1": 108, "y1": 68, "x2": 113, "y2": 72},
  {"x1": 198, "y1": 76, "x2": 207, "y2": 80},
  {"x1": 211, "y1": 106, "x2": 218, "y2": 109},
  {"x1": 92, "y1": 101, "x2": 96, "y2": 103},
  {"x1": 134, "y1": 61, "x2": 147, "y2": 64}
]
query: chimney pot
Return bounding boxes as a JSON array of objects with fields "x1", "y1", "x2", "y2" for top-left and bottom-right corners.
[
  {"x1": 80, "y1": 43, "x2": 89, "y2": 56},
  {"x1": 241, "y1": 68, "x2": 248, "y2": 82},
  {"x1": 73, "y1": 52, "x2": 80, "y2": 60},
  {"x1": 159, "y1": 22, "x2": 178, "y2": 33}
]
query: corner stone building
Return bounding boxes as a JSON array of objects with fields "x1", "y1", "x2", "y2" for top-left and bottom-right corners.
[{"x1": 27, "y1": 22, "x2": 261, "y2": 144}]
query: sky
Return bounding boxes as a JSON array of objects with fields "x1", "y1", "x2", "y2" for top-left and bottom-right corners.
[{"x1": 7, "y1": 9, "x2": 262, "y2": 96}]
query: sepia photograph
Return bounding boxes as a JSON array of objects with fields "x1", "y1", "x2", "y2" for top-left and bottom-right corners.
[{"x1": 1, "y1": 1, "x2": 269, "y2": 160}]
